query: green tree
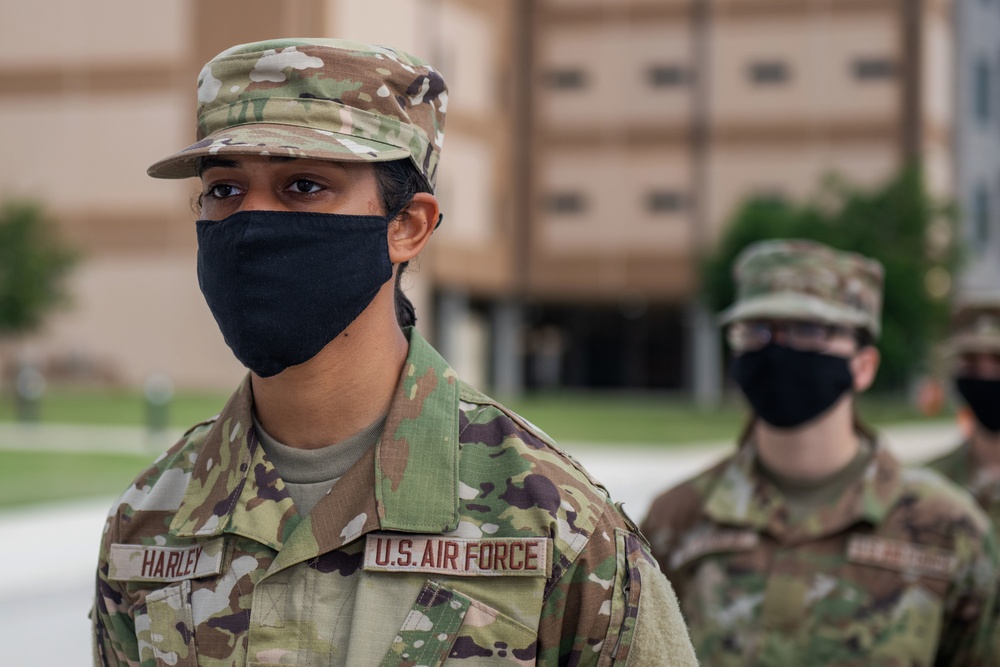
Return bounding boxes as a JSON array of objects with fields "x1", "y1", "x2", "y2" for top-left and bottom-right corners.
[
  {"x1": 702, "y1": 166, "x2": 959, "y2": 391},
  {"x1": 0, "y1": 201, "x2": 78, "y2": 337}
]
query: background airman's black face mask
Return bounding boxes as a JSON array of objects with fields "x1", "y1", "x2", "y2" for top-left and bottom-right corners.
[
  {"x1": 196, "y1": 209, "x2": 396, "y2": 377},
  {"x1": 729, "y1": 344, "x2": 855, "y2": 429},
  {"x1": 955, "y1": 377, "x2": 1000, "y2": 433}
]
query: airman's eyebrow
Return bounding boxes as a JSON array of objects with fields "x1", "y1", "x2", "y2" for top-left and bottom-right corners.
[{"x1": 196, "y1": 156, "x2": 300, "y2": 174}]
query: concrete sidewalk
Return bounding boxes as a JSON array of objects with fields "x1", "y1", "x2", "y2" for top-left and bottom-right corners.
[{"x1": 0, "y1": 420, "x2": 964, "y2": 666}]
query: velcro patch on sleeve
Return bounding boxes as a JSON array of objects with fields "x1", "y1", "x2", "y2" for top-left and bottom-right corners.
[
  {"x1": 847, "y1": 535, "x2": 958, "y2": 580},
  {"x1": 108, "y1": 538, "x2": 225, "y2": 582},
  {"x1": 363, "y1": 534, "x2": 550, "y2": 577},
  {"x1": 669, "y1": 529, "x2": 759, "y2": 570}
]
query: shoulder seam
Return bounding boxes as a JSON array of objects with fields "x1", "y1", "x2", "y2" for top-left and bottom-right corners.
[{"x1": 543, "y1": 501, "x2": 614, "y2": 602}]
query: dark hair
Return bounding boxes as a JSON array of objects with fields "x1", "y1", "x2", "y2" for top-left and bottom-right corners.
[
  {"x1": 372, "y1": 159, "x2": 434, "y2": 329},
  {"x1": 855, "y1": 328, "x2": 875, "y2": 350}
]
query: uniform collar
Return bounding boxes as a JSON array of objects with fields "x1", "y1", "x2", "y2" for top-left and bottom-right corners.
[
  {"x1": 929, "y1": 440, "x2": 972, "y2": 487},
  {"x1": 704, "y1": 437, "x2": 904, "y2": 544},
  {"x1": 169, "y1": 328, "x2": 460, "y2": 550}
]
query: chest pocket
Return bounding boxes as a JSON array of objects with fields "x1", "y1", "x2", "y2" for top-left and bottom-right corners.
[
  {"x1": 136, "y1": 579, "x2": 199, "y2": 667},
  {"x1": 380, "y1": 580, "x2": 537, "y2": 666},
  {"x1": 833, "y1": 535, "x2": 952, "y2": 666}
]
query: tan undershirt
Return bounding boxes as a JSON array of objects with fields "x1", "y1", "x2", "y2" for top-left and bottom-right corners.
[
  {"x1": 253, "y1": 413, "x2": 386, "y2": 516},
  {"x1": 757, "y1": 438, "x2": 874, "y2": 523}
]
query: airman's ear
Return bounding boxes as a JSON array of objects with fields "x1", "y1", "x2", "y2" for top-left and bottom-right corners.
[
  {"x1": 387, "y1": 193, "x2": 438, "y2": 264},
  {"x1": 850, "y1": 345, "x2": 881, "y2": 393}
]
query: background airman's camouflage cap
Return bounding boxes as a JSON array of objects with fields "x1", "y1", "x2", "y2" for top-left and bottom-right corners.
[
  {"x1": 147, "y1": 38, "x2": 447, "y2": 189},
  {"x1": 718, "y1": 239, "x2": 885, "y2": 338},
  {"x1": 948, "y1": 298, "x2": 1000, "y2": 355}
]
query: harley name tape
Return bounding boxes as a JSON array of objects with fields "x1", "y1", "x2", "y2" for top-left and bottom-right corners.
[
  {"x1": 364, "y1": 534, "x2": 551, "y2": 577},
  {"x1": 108, "y1": 538, "x2": 225, "y2": 582}
]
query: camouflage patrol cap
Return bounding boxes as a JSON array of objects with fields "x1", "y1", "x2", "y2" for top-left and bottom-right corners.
[
  {"x1": 718, "y1": 239, "x2": 885, "y2": 338},
  {"x1": 948, "y1": 298, "x2": 1000, "y2": 355},
  {"x1": 147, "y1": 38, "x2": 447, "y2": 188}
]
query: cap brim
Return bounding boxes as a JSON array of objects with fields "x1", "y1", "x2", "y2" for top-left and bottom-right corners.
[
  {"x1": 718, "y1": 293, "x2": 877, "y2": 335},
  {"x1": 946, "y1": 333, "x2": 1000, "y2": 356},
  {"x1": 148, "y1": 123, "x2": 412, "y2": 179}
]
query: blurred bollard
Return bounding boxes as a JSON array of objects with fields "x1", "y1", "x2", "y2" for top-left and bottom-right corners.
[
  {"x1": 144, "y1": 373, "x2": 174, "y2": 447},
  {"x1": 15, "y1": 366, "x2": 45, "y2": 423}
]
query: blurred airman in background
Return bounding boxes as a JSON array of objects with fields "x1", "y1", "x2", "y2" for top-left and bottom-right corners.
[
  {"x1": 925, "y1": 299, "x2": 1000, "y2": 533},
  {"x1": 642, "y1": 239, "x2": 999, "y2": 666}
]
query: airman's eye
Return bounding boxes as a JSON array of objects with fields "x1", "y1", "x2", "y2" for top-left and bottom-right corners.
[
  {"x1": 205, "y1": 184, "x2": 243, "y2": 199},
  {"x1": 288, "y1": 179, "x2": 323, "y2": 194}
]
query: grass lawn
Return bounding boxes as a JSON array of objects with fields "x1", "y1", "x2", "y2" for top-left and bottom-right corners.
[
  {"x1": 0, "y1": 387, "x2": 950, "y2": 509},
  {"x1": 0, "y1": 449, "x2": 154, "y2": 509},
  {"x1": 0, "y1": 387, "x2": 942, "y2": 443},
  {"x1": 0, "y1": 388, "x2": 230, "y2": 430}
]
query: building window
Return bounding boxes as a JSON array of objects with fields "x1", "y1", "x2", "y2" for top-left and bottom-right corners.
[
  {"x1": 748, "y1": 61, "x2": 789, "y2": 85},
  {"x1": 544, "y1": 192, "x2": 586, "y2": 214},
  {"x1": 647, "y1": 190, "x2": 687, "y2": 213},
  {"x1": 973, "y1": 185, "x2": 991, "y2": 247},
  {"x1": 648, "y1": 64, "x2": 689, "y2": 88},
  {"x1": 853, "y1": 58, "x2": 895, "y2": 81},
  {"x1": 975, "y1": 58, "x2": 991, "y2": 122},
  {"x1": 544, "y1": 68, "x2": 587, "y2": 90},
  {"x1": 751, "y1": 189, "x2": 788, "y2": 206}
]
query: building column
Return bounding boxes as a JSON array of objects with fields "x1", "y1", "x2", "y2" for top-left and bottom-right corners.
[
  {"x1": 435, "y1": 289, "x2": 469, "y2": 369},
  {"x1": 491, "y1": 299, "x2": 524, "y2": 397},
  {"x1": 688, "y1": 300, "x2": 722, "y2": 407}
]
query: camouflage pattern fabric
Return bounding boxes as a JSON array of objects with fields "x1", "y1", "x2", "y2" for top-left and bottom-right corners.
[
  {"x1": 947, "y1": 300, "x2": 1000, "y2": 356},
  {"x1": 147, "y1": 38, "x2": 447, "y2": 189},
  {"x1": 926, "y1": 441, "x2": 1000, "y2": 537},
  {"x1": 641, "y1": 439, "x2": 1000, "y2": 666},
  {"x1": 92, "y1": 328, "x2": 697, "y2": 666},
  {"x1": 718, "y1": 239, "x2": 885, "y2": 338}
]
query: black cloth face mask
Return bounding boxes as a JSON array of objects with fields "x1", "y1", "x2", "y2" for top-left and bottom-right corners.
[
  {"x1": 955, "y1": 377, "x2": 1000, "y2": 433},
  {"x1": 196, "y1": 209, "x2": 397, "y2": 377},
  {"x1": 729, "y1": 344, "x2": 855, "y2": 429}
]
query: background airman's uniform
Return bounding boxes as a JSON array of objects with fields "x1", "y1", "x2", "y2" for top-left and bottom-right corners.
[
  {"x1": 641, "y1": 240, "x2": 1000, "y2": 666},
  {"x1": 926, "y1": 301, "x2": 1000, "y2": 534}
]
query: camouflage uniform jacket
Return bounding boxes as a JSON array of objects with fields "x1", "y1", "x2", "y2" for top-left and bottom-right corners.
[
  {"x1": 927, "y1": 441, "x2": 1000, "y2": 536},
  {"x1": 92, "y1": 329, "x2": 696, "y2": 667},
  {"x1": 640, "y1": 439, "x2": 1000, "y2": 666}
]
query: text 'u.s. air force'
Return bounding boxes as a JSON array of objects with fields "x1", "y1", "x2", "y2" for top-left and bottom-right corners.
[{"x1": 363, "y1": 534, "x2": 551, "y2": 577}]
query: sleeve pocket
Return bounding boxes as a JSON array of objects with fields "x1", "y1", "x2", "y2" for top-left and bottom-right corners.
[{"x1": 599, "y1": 530, "x2": 698, "y2": 667}]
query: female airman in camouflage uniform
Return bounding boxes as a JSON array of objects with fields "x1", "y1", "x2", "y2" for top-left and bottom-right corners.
[
  {"x1": 90, "y1": 38, "x2": 697, "y2": 667},
  {"x1": 641, "y1": 239, "x2": 999, "y2": 666}
]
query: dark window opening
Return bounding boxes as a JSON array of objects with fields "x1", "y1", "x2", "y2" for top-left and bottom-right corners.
[
  {"x1": 524, "y1": 303, "x2": 686, "y2": 390},
  {"x1": 749, "y1": 61, "x2": 789, "y2": 85},
  {"x1": 751, "y1": 189, "x2": 788, "y2": 205},
  {"x1": 975, "y1": 58, "x2": 992, "y2": 122},
  {"x1": 544, "y1": 68, "x2": 588, "y2": 90},
  {"x1": 544, "y1": 192, "x2": 586, "y2": 214},
  {"x1": 853, "y1": 58, "x2": 896, "y2": 81},
  {"x1": 648, "y1": 64, "x2": 689, "y2": 88},
  {"x1": 974, "y1": 186, "x2": 991, "y2": 247},
  {"x1": 647, "y1": 191, "x2": 688, "y2": 213}
]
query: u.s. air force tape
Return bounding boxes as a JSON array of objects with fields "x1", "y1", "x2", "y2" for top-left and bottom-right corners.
[
  {"x1": 847, "y1": 535, "x2": 958, "y2": 580},
  {"x1": 108, "y1": 539, "x2": 225, "y2": 582},
  {"x1": 363, "y1": 534, "x2": 551, "y2": 577}
]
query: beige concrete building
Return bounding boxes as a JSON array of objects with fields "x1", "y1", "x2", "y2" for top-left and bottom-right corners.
[
  {"x1": 0, "y1": 0, "x2": 962, "y2": 397},
  {"x1": 521, "y1": 0, "x2": 954, "y2": 398},
  {"x1": 0, "y1": 0, "x2": 515, "y2": 391}
]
